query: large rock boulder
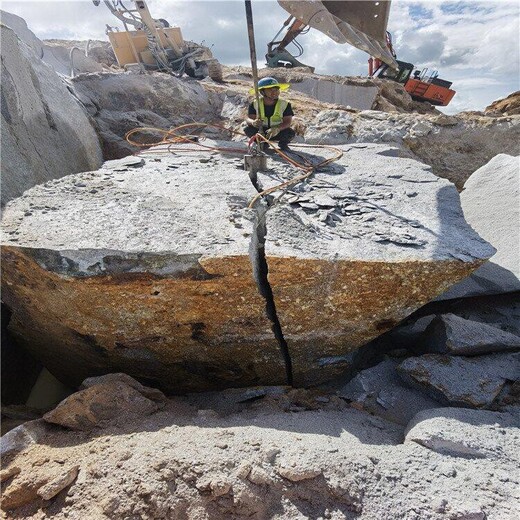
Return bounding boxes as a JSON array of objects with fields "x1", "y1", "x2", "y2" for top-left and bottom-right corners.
[
  {"x1": 1, "y1": 142, "x2": 494, "y2": 392},
  {"x1": 0, "y1": 13, "x2": 103, "y2": 208},
  {"x1": 439, "y1": 154, "x2": 520, "y2": 298}
]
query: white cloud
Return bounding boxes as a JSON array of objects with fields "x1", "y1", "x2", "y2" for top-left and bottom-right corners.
[{"x1": 1, "y1": 0, "x2": 519, "y2": 112}]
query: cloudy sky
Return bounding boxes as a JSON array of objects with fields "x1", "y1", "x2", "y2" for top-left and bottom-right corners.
[{"x1": 2, "y1": 0, "x2": 519, "y2": 114}]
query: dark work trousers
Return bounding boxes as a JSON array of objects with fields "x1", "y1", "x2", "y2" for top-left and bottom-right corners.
[{"x1": 244, "y1": 125, "x2": 296, "y2": 148}]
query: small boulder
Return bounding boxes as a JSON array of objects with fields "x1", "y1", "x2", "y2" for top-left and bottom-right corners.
[
  {"x1": 439, "y1": 154, "x2": 520, "y2": 298},
  {"x1": 37, "y1": 465, "x2": 79, "y2": 500},
  {"x1": 339, "y1": 358, "x2": 440, "y2": 425},
  {"x1": 0, "y1": 419, "x2": 49, "y2": 458},
  {"x1": 397, "y1": 353, "x2": 520, "y2": 408},
  {"x1": 419, "y1": 314, "x2": 520, "y2": 355},
  {"x1": 277, "y1": 465, "x2": 322, "y2": 482},
  {"x1": 43, "y1": 381, "x2": 160, "y2": 430}
]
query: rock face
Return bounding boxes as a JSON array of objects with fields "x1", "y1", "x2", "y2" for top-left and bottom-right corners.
[
  {"x1": 486, "y1": 90, "x2": 520, "y2": 116},
  {"x1": 70, "y1": 71, "x2": 224, "y2": 159},
  {"x1": 439, "y1": 154, "x2": 520, "y2": 299},
  {"x1": 1, "y1": 142, "x2": 494, "y2": 392},
  {"x1": 0, "y1": 13, "x2": 103, "y2": 208}
]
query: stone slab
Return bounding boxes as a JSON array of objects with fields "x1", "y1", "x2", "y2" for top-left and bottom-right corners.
[
  {"x1": 420, "y1": 313, "x2": 520, "y2": 355},
  {"x1": 397, "y1": 352, "x2": 520, "y2": 408}
]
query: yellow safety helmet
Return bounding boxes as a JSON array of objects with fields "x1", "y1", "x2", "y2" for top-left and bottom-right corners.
[{"x1": 249, "y1": 76, "x2": 290, "y2": 95}]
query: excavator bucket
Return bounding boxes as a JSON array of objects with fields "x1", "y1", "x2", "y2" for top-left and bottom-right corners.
[{"x1": 277, "y1": 0, "x2": 398, "y2": 69}]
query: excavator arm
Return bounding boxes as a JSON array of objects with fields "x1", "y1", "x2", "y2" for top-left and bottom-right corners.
[
  {"x1": 272, "y1": 0, "x2": 398, "y2": 70},
  {"x1": 266, "y1": 16, "x2": 313, "y2": 69}
]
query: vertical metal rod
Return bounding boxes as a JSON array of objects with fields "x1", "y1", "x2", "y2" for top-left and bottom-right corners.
[{"x1": 244, "y1": 0, "x2": 263, "y2": 135}]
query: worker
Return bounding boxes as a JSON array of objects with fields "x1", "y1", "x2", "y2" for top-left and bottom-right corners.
[{"x1": 244, "y1": 77, "x2": 295, "y2": 151}]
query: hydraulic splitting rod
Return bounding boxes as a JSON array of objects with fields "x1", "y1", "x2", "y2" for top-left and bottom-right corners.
[{"x1": 244, "y1": 0, "x2": 266, "y2": 172}]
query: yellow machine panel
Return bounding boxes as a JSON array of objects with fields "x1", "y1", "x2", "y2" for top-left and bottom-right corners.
[{"x1": 108, "y1": 27, "x2": 184, "y2": 66}]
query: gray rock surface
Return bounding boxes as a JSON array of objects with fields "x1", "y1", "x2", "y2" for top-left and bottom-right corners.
[
  {"x1": 398, "y1": 352, "x2": 520, "y2": 408},
  {"x1": 420, "y1": 313, "x2": 520, "y2": 355},
  {"x1": 439, "y1": 154, "x2": 520, "y2": 299},
  {"x1": 42, "y1": 41, "x2": 104, "y2": 76},
  {"x1": 71, "y1": 71, "x2": 224, "y2": 159},
  {"x1": 405, "y1": 407, "x2": 520, "y2": 461},
  {"x1": 0, "y1": 17, "x2": 103, "y2": 208},
  {"x1": 304, "y1": 110, "x2": 520, "y2": 188},
  {"x1": 0, "y1": 10, "x2": 43, "y2": 56},
  {"x1": 339, "y1": 358, "x2": 440, "y2": 425},
  {"x1": 0, "y1": 419, "x2": 49, "y2": 459}
]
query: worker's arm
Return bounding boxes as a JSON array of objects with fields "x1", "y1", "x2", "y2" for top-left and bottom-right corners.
[{"x1": 278, "y1": 115, "x2": 293, "y2": 131}]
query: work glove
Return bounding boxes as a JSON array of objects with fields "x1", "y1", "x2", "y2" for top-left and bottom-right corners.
[
  {"x1": 251, "y1": 118, "x2": 263, "y2": 129},
  {"x1": 266, "y1": 126, "x2": 281, "y2": 139}
]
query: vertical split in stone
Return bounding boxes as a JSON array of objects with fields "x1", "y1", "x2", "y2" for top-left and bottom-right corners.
[{"x1": 249, "y1": 202, "x2": 293, "y2": 386}]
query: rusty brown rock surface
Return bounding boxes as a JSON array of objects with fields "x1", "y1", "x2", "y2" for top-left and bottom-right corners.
[{"x1": 1, "y1": 247, "x2": 281, "y2": 392}]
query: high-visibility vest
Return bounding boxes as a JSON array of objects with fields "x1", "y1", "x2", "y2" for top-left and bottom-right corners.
[{"x1": 253, "y1": 98, "x2": 289, "y2": 127}]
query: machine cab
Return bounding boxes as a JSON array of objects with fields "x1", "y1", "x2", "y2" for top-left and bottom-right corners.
[{"x1": 372, "y1": 60, "x2": 415, "y2": 84}]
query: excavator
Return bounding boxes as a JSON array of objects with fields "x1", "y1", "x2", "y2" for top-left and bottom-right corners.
[
  {"x1": 92, "y1": 0, "x2": 222, "y2": 81},
  {"x1": 266, "y1": 0, "x2": 456, "y2": 107}
]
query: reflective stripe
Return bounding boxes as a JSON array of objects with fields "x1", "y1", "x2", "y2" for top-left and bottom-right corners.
[{"x1": 253, "y1": 99, "x2": 289, "y2": 127}]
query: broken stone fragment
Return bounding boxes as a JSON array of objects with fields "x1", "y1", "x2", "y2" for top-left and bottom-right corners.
[
  {"x1": 43, "y1": 381, "x2": 160, "y2": 430},
  {"x1": 419, "y1": 314, "x2": 520, "y2": 356},
  {"x1": 405, "y1": 408, "x2": 520, "y2": 462},
  {"x1": 277, "y1": 465, "x2": 322, "y2": 482},
  {"x1": 0, "y1": 419, "x2": 49, "y2": 459},
  {"x1": 339, "y1": 358, "x2": 440, "y2": 425},
  {"x1": 80, "y1": 373, "x2": 167, "y2": 402},
  {"x1": 37, "y1": 465, "x2": 79, "y2": 500},
  {"x1": 0, "y1": 466, "x2": 21, "y2": 483},
  {"x1": 397, "y1": 353, "x2": 520, "y2": 408}
]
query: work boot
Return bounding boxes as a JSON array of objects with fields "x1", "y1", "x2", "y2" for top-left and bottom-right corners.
[{"x1": 278, "y1": 141, "x2": 290, "y2": 151}]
